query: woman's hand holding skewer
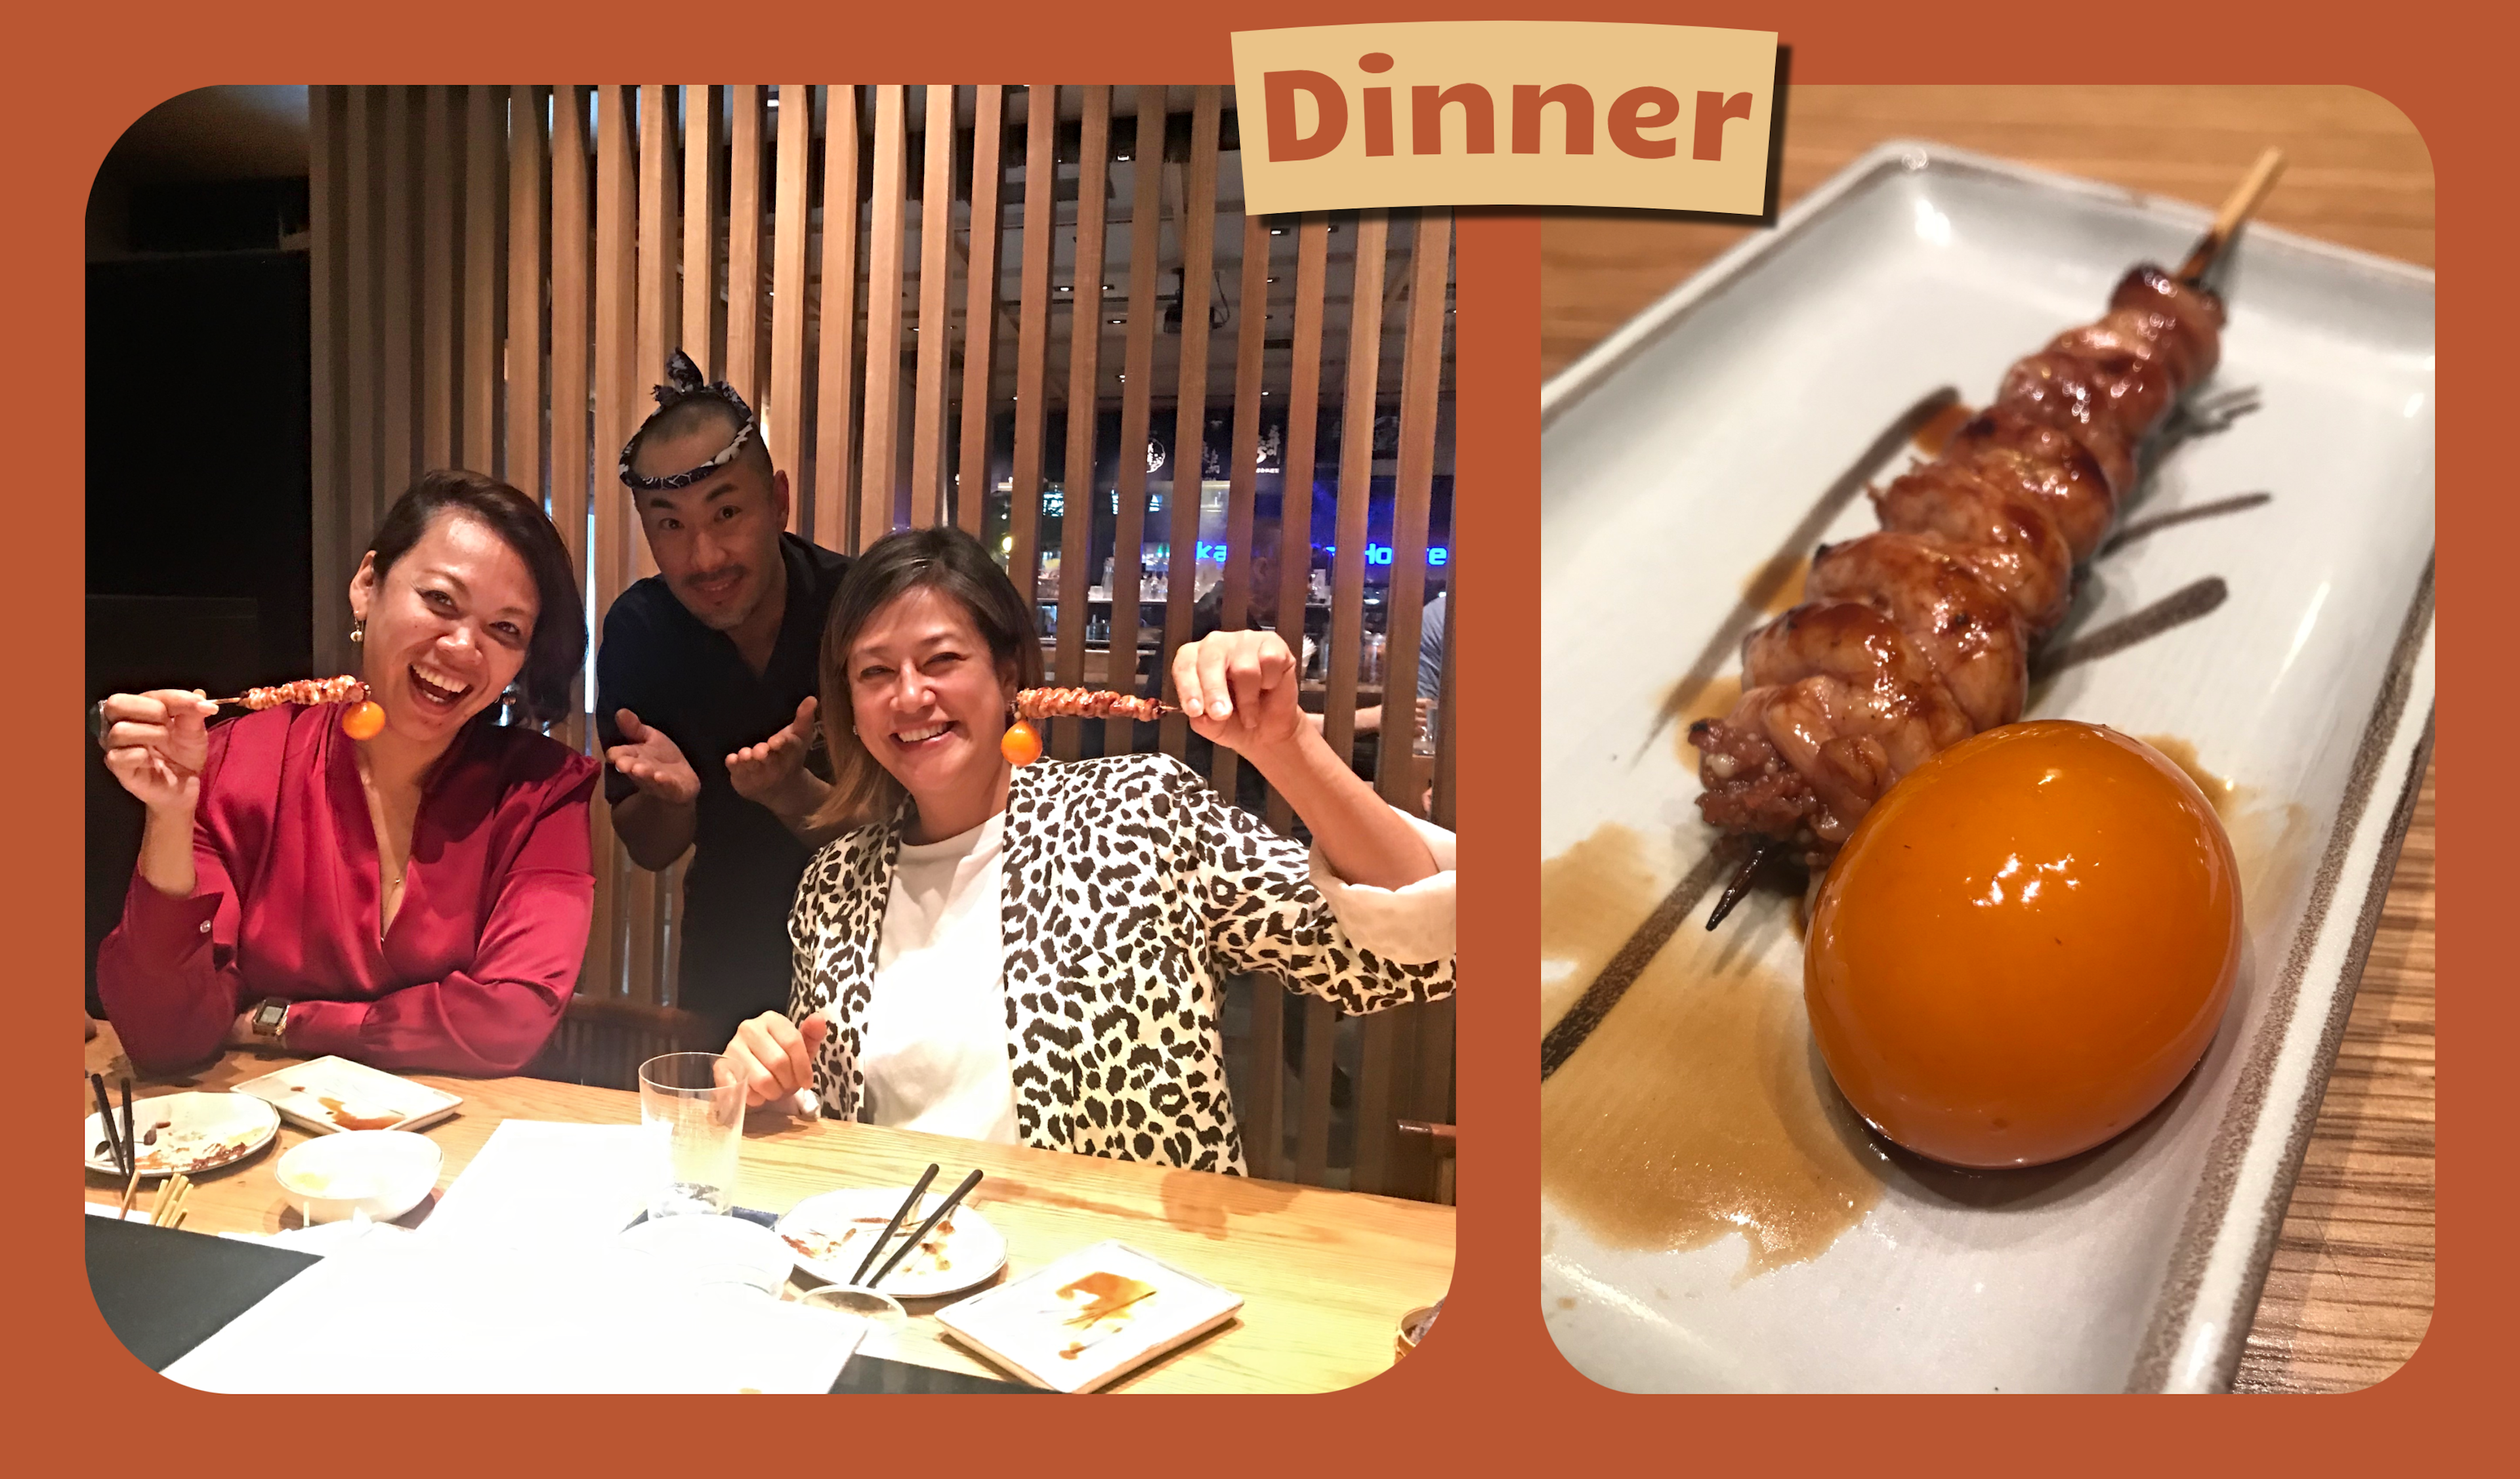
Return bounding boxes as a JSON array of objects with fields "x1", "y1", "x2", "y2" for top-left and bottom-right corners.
[
  {"x1": 1170, "y1": 632, "x2": 1439, "y2": 892},
  {"x1": 97, "y1": 690, "x2": 220, "y2": 898}
]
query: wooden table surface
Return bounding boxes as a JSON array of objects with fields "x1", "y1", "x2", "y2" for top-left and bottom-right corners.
[
  {"x1": 81, "y1": 1029, "x2": 1454, "y2": 1394},
  {"x1": 1540, "y1": 85, "x2": 2435, "y2": 1394}
]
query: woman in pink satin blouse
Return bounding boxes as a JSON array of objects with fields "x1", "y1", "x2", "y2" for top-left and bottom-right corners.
[{"x1": 95, "y1": 472, "x2": 597, "y2": 1075}]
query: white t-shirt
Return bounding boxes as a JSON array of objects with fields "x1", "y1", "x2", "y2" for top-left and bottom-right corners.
[{"x1": 857, "y1": 815, "x2": 1019, "y2": 1142}]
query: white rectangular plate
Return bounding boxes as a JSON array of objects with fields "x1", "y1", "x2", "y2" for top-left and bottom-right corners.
[
  {"x1": 232, "y1": 1055, "x2": 463, "y2": 1136},
  {"x1": 1539, "y1": 141, "x2": 2433, "y2": 1392},
  {"x1": 937, "y1": 1239, "x2": 1243, "y2": 1392}
]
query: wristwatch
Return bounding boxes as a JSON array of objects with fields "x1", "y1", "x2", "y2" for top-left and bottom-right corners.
[{"x1": 249, "y1": 997, "x2": 291, "y2": 1045}]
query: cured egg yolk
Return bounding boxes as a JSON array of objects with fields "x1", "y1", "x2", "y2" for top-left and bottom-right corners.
[{"x1": 1805, "y1": 720, "x2": 2242, "y2": 1169}]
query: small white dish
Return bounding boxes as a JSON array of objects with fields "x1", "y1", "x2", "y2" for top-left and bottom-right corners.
[
  {"x1": 935, "y1": 1239, "x2": 1243, "y2": 1393},
  {"x1": 275, "y1": 1129, "x2": 442, "y2": 1224},
  {"x1": 85, "y1": 1091, "x2": 280, "y2": 1179},
  {"x1": 776, "y1": 1186, "x2": 1008, "y2": 1300},
  {"x1": 619, "y1": 1215, "x2": 796, "y2": 1297}
]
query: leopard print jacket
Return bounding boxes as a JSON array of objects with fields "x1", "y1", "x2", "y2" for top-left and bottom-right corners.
[{"x1": 785, "y1": 752, "x2": 1454, "y2": 1173}]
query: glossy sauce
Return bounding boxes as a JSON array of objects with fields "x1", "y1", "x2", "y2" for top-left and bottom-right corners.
[
  {"x1": 318, "y1": 1096, "x2": 404, "y2": 1132},
  {"x1": 1913, "y1": 401, "x2": 1977, "y2": 457},
  {"x1": 1541, "y1": 833, "x2": 1886, "y2": 1277}
]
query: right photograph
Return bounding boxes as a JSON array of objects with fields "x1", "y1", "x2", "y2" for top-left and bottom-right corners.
[{"x1": 1538, "y1": 87, "x2": 2433, "y2": 1393}]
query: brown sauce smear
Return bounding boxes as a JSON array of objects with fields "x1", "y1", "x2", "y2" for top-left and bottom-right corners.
[
  {"x1": 1541, "y1": 835, "x2": 1885, "y2": 1278},
  {"x1": 2136, "y1": 734, "x2": 2314, "y2": 938},
  {"x1": 1540, "y1": 823, "x2": 1674, "y2": 1035},
  {"x1": 1053, "y1": 1271, "x2": 1157, "y2": 1358},
  {"x1": 1738, "y1": 552, "x2": 1811, "y2": 617},
  {"x1": 318, "y1": 1096, "x2": 404, "y2": 1132}
]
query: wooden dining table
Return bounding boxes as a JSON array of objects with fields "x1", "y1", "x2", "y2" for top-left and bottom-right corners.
[
  {"x1": 80, "y1": 1025, "x2": 1454, "y2": 1394},
  {"x1": 1541, "y1": 84, "x2": 2435, "y2": 1394}
]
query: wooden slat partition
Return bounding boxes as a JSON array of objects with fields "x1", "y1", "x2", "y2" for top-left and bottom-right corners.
[
  {"x1": 421, "y1": 87, "x2": 457, "y2": 471},
  {"x1": 725, "y1": 87, "x2": 766, "y2": 411},
  {"x1": 1267, "y1": 217, "x2": 1330, "y2": 836},
  {"x1": 682, "y1": 87, "x2": 721, "y2": 380},
  {"x1": 308, "y1": 86, "x2": 349, "y2": 678},
  {"x1": 910, "y1": 85, "x2": 955, "y2": 526},
  {"x1": 1159, "y1": 89, "x2": 1221, "y2": 760},
  {"x1": 768, "y1": 84, "x2": 813, "y2": 494},
  {"x1": 548, "y1": 87, "x2": 607, "y2": 997},
  {"x1": 860, "y1": 87, "x2": 908, "y2": 549},
  {"x1": 812, "y1": 86, "x2": 860, "y2": 548},
  {"x1": 1051, "y1": 86, "x2": 1110, "y2": 760},
  {"x1": 464, "y1": 87, "x2": 502, "y2": 475},
  {"x1": 594, "y1": 85, "x2": 653, "y2": 1006},
  {"x1": 380, "y1": 87, "x2": 415, "y2": 526},
  {"x1": 954, "y1": 87, "x2": 1004, "y2": 537},
  {"x1": 1102, "y1": 89, "x2": 1164, "y2": 755},
  {"x1": 306, "y1": 83, "x2": 1458, "y2": 1197},
  {"x1": 1322, "y1": 210, "x2": 1387, "y2": 771},
  {"x1": 1005, "y1": 85, "x2": 1056, "y2": 594}
]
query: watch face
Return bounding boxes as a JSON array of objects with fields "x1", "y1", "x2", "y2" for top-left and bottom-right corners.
[{"x1": 255, "y1": 1001, "x2": 288, "y2": 1033}]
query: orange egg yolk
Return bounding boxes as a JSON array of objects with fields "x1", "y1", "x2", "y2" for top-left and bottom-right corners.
[
  {"x1": 999, "y1": 719, "x2": 1042, "y2": 767},
  {"x1": 1805, "y1": 720, "x2": 2242, "y2": 1169}
]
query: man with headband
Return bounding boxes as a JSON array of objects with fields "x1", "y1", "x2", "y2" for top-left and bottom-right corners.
[{"x1": 595, "y1": 350, "x2": 851, "y2": 1040}]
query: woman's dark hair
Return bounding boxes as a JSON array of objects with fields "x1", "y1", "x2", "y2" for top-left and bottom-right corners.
[
  {"x1": 368, "y1": 470, "x2": 587, "y2": 728},
  {"x1": 811, "y1": 526, "x2": 1043, "y2": 830}
]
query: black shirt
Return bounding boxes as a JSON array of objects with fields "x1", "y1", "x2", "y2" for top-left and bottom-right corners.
[{"x1": 594, "y1": 533, "x2": 850, "y2": 1033}]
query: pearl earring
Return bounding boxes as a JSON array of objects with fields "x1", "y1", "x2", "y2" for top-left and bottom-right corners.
[{"x1": 350, "y1": 619, "x2": 366, "y2": 644}]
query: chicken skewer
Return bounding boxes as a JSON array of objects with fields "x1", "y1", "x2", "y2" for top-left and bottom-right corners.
[
  {"x1": 1000, "y1": 687, "x2": 1179, "y2": 767},
  {"x1": 91, "y1": 674, "x2": 387, "y2": 748},
  {"x1": 1689, "y1": 150, "x2": 2284, "y2": 925}
]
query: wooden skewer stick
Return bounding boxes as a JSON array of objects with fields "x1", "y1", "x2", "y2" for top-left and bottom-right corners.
[
  {"x1": 2177, "y1": 147, "x2": 2287, "y2": 285},
  {"x1": 1705, "y1": 838, "x2": 1778, "y2": 930}
]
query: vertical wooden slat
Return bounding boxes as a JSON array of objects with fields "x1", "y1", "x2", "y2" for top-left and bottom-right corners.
[
  {"x1": 309, "y1": 86, "x2": 350, "y2": 678},
  {"x1": 909, "y1": 85, "x2": 956, "y2": 524},
  {"x1": 1379, "y1": 210, "x2": 1450, "y2": 804},
  {"x1": 726, "y1": 86, "x2": 766, "y2": 411},
  {"x1": 1210, "y1": 211, "x2": 1271, "y2": 805},
  {"x1": 1102, "y1": 89, "x2": 1164, "y2": 755},
  {"x1": 421, "y1": 85, "x2": 456, "y2": 471},
  {"x1": 954, "y1": 86, "x2": 1004, "y2": 539},
  {"x1": 464, "y1": 87, "x2": 502, "y2": 474},
  {"x1": 1051, "y1": 87, "x2": 1110, "y2": 757},
  {"x1": 682, "y1": 86, "x2": 720, "y2": 378},
  {"x1": 1322, "y1": 210, "x2": 1387, "y2": 770},
  {"x1": 1159, "y1": 89, "x2": 1220, "y2": 759},
  {"x1": 1293, "y1": 996, "x2": 1337, "y2": 1187},
  {"x1": 381, "y1": 87, "x2": 417, "y2": 514},
  {"x1": 1265, "y1": 217, "x2": 1330, "y2": 835},
  {"x1": 635, "y1": 86, "x2": 677, "y2": 582},
  {"x1": 813, "y1": 87, "x2": 862, "y2": 549},
  {"x1": 504, "y1": 88, "x2": 546, "y2": 493},
  {"x1": 1433, "y1": 547, "x2": 1456, "y2": 831},
  {"x1": 860, "y1": 87, "x2": 909, "y2": 547},
  {"x1": 595, "y1": 85, "x2": 649, "y2": 1005},
  {"x1": 1005, "y1": 85, "x2": 1057, "y2": 596},
  {"x1": 551, "y1": 86, "x2": 607, "y2": 993},
  {"x1": 769, "y1": 83, "x2": 814, "y2": 494}
]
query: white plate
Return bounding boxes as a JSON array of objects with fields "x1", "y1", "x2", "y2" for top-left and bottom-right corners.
[
  {"x1": 84, "y1": 1091, "x2": 280, "y2": 1178},
  {"x1": 619, "y1": 1215, "x2": 797, "y2": 1297},
  {"x1": 936, "y1": 1239, "x2": 1243, "y2": 1393},
  {"x1": 1540, "y1": 141, "x2": 2433, "y2": 1392},
  {"x1": 776, "y1": 1187, "x2": 1007, "y2": 1301},
  {"x1": 231, "y1": 1056, "x2": 463, "y2": 1135}
]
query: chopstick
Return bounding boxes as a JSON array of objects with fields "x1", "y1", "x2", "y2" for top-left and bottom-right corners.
[
  {"x1": 116, "y1": 1160, "x2": 144, "y2": 1220},
  {"x1": 868, "y1": 1169, "x2": 984, "y2": 1291},
  {"x1": 152, "y1": 1174, "x2": 192, "y2": 1228},
  {"x1": 119, "y1": 1079, "x2": 136, "y2": 1186},
  {"x1": 89, "y1": 1073, "x2": 129, "y2": 1176},
  {"x1": 850, "y1": 1163, "x2": 938, "y2": 1286}
]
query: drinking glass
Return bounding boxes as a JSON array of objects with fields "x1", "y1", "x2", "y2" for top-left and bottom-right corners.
[{"x1": 638, "y1": 1052, "x2": 744, "y2": 1219}]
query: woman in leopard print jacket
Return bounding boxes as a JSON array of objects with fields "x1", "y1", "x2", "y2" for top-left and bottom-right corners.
[{"x1": 722, "y1": 527, "x2": 1454, "y2": 1175}]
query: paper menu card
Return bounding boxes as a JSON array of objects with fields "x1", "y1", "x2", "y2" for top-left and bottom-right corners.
[
  {"x1": 415, "y1": 1120, "x2": 654, "y2": 1250},
  {"x1": 934, "y1": 1239, "x2": 1242, "y2": 1392},
  {"x1": 160, "y1": 1235, "x2": 864, "y2": 1394}
]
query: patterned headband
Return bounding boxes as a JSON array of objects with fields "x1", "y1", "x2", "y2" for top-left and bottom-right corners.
[{"x1": 617, "y1": 347, "x2": 759, "y2": 491}]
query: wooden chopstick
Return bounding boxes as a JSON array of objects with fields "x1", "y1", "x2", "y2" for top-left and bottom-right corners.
[
  {"x1": 868, "y1": 1168, "x2": 984, "y2": 1290},
  {"x1": 152, "y1": 1174, "x2": 191, "y2": 1228},
  {"x1": 850, "y1": 1163, "x2": 939, "y2": 1286},
  {"x1": 116, "y1": 1161, "x2": 144, "y2": 1220}
]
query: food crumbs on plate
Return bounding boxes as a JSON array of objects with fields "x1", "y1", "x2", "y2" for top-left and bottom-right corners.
[{"x1": 1540, "y1": 914, "x2": 1885, "y2": 1278}]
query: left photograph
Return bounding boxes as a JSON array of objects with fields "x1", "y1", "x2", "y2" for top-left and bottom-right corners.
[{"x1": 85, "y1": 83, "x2": 1458, "y2": 1394}]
